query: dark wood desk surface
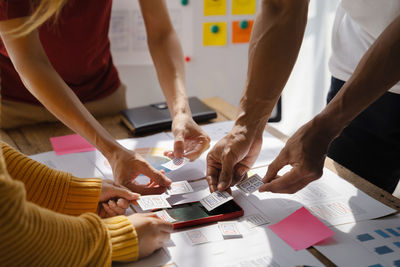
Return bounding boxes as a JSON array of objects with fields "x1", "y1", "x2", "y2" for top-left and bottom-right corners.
[{"x1": 1, "y1": 97, "x2": 399, "y2": 266}]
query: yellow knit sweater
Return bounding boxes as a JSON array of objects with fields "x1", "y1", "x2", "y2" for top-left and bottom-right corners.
[{"x1": 0, "y1": 142, "x2": 139, "y2": 266}]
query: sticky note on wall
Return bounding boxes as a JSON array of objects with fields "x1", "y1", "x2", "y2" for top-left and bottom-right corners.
[
  {"x1": 232, "y1": 0, "x2": 256, "y2": 15},
  {"x1": 203, "y1": 22, "x2": 227, "y2": 46},
  {"x1": 232, "y1": 20, "x2": 254, "y2": 43},
  {"x1": 204, "y1": 0, "x2": 226, "y2": 16}
]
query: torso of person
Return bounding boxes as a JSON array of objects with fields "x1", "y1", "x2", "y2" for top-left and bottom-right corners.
[
  {"x1": 0, "y1": 0, "x2": 121, "y2": 105},
  {"x1": 329, "y1": 0, "x2": 400, "y2": 94}
]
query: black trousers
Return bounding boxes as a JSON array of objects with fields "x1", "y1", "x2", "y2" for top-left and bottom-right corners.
[{"x1": 327, "y1": 77, "x2": 400, "y2": 193}]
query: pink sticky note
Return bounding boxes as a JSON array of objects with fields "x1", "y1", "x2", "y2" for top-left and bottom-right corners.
[
  {"x1": 50, "y1": 134, "x2": 96, "y2": 155},
  {"x1": 269, "y1": 207, "x2": 334, "y2": 251}
]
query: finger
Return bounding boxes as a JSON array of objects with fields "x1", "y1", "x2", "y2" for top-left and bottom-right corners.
[
  {"x1": 98, "y1": 206, "x2": 106, "y2": 218},
  {"x1": 155, "y1": 219, "x2": 174, "y2": 232},
  {"x1": 102, "y1": 203, "x2": 118, "y2": 217},
  {"x1": 217, "y1": 156, "x2": 235, "y2": 191},
  {"x1": 116, "y1": 198, "x2": 130, "y2": 209},
  {"x1": 163, "y1": 151, "x2": 174, "y2": 159},
  {"x1": 225, "y1": 187, "x2": 232, "y2": 195},
  {"x1": 139, "y1": 162, "x2": 172, "y2": 186},
  {"x1": 127, "y1": 183, "x2": 167, "y2": 195},
  {"x1": 184, "y1": 140, "x2": 210, "y2": 161},
  {"x1": 173, "y1": 133, "x2": 185, "y2": 159},
  {"x1": 206, "y1": 164, "x2": 219, "y2": 193},
  {"x1": 111, "y1": 185, "x2": 141, "y2": 201},
  {"x1": 108, "y1": 200, "x2": 126, "y2": 215},
  {"x1": 259, "y1": 168, "x2": 307, "y2": 194},
  {"x1": 263, "y1": 151, "x2": 289, "y2": 183},
  {"x1": 231, "y1": 164, "x2": 249, "y2": 186}
]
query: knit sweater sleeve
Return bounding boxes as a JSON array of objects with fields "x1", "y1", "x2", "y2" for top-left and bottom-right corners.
[
  {"x1": 1, "y1": 141, "x2": 101, "y2": 215},
  {"x1": 0, "y1": 145, "x2": 139, "y2": 264}
]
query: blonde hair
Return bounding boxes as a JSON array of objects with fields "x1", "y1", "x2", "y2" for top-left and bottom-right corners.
[{"x1": 7, "y1": 0, "x2": 67, "y2": 37}]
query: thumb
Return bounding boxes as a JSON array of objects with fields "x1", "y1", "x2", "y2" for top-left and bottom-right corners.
[
  {"x1": 264, "y1": 150, "x2": 288, "y2": 183},
  {"x1": 174, "y1": 133, "x2": 185, "y2": 158},
  {"x1": 140, "y1": 161, "x2": 172, "y2": 186},
  {"x1": 217, "y1": 155, "x2": 236, "y2": 191},
  {"x1": 111, "y1": 186, "x2": 141, "y2": 201}
]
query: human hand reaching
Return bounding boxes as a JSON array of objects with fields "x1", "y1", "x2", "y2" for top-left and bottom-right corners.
[
  {"x1": 127, "y1": 213, "x2": 173, "y2": 259},
  {"x1": 109, "y1": 147, "x2": 172, "y2": 195},
  {"x1": 206, "y1": 124, "x2": 263, "y2": 192},
  {"x1": 98, "y1": 179, "x2": 140, "y2": 218},
  {"x1": 164, "y1": 113, "x2": 210, "y2": 161},
  {"x1": 260, "y1": 119, "x2": 333, "y2": 193}
]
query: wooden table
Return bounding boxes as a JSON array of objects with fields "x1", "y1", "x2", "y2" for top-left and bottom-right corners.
[{"x1": 2, "y1": 96, "x2": 400, "y2": 266}]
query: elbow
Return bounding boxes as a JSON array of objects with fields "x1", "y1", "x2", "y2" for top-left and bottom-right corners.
[
  {"x1": 146, "y1": 28, "x2": 175, "y2": 50},
  {"x1": 13, "y1": 56, "x2": 50, "y2": 80}
]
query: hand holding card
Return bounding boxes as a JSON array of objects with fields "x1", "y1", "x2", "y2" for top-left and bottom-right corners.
[
  {"x1": 167, "y1": 181, "x2": 194, "y2": 195},
  {"x1": 236, "y1": 174, "x2": 264, "y2": 194},
  {"x1": 136, "y1": 195, "x2": 172, "y2": 211},
  {"x1": 200, "y1": 191, "x2": 233, "y2": 211},
  {"x1": 161, "y1": 157, "x2": 189, "y2": 171}
]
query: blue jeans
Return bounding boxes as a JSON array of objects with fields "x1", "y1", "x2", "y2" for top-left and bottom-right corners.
[{"x1": 327, "y1": 77, "x2": 400, "y2": 193}]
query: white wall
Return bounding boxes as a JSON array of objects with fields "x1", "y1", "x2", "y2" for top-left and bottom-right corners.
[{"x1": 114, "y1": 0, "x2": 339, "y2": 136}]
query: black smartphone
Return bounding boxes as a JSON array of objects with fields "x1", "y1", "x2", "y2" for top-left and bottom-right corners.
[{"x1": 153, "y1": 200, "x2": 244, "y2": 229}]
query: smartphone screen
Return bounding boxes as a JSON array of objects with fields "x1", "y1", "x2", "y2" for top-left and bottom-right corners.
[{"x1": 154, "y1": 200, "x2": 243, "y2": 228}]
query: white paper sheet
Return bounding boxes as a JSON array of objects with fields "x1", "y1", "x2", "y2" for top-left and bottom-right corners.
[
  {"x1": 314, "y1": 214, "x2": 400, "y2": 267},
  {"x1": 30, "y1": 151, "x2": 104, "y2": 179},
  {"x1": 167, "y1": 224, "x2": 323, "y2": 267},
  {"x1": 248, "y1": 166, "x2": 396, "y2": 226},
  {"x1": 109, "y1": 0, "x2": 193, "y2": 65},
  {"x1": 29, "y1": 122, "x2": 397, "y2": 267},
  {"x1": 83, "y1": 133, "x2": 174, "y2": 182},
  {"x1": 81, "y1": 132, "x2": 207, "y2": 184}
]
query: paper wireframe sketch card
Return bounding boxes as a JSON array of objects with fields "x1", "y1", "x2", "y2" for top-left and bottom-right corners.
[
  {"x1": 200, "y1": 191, "x2": 233, "y2": 211},
  {"x1": 137, "y1": 195, "x2": 172, "y2": 211}
]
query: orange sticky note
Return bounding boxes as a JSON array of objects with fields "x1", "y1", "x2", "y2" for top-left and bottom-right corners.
[
  {"x1": 232, "y1": 20, "x2": 254, "y2": 43},
  {"x1": 204, "y1": 0, "x2": 226, "y2": 16},
  {"x1": 232, "y1": 0, "x2": 256, "y2": 15},
  {"x1": 203, "y1": 22, "x2": 227, "y2": 46}
]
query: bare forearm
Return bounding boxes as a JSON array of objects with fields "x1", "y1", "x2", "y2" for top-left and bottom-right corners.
[
  {"x1": 140, "y1": 0, "x2": 190, "y2": 119},
  {"x1": 315, "y1": 14, "x2": 400, "y2": 140},
  {"x1": 17, "y1": 62, "x2": 121, "y2": 157},
  {"x1": 148, "y1": 31, "x2": 190, "y2": 118},
  {"x1": 237, "y1": 0, "x2": 309, "y2": 132}
]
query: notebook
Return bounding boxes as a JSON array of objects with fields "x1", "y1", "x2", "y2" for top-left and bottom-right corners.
[{"x1": 120, "y1": 97, "x2": 217, "y2": 135}]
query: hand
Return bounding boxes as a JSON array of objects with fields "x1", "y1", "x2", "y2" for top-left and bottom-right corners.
[
  {"x1": 109, "y1": 147, "x2": 172, "y2": 195},
  {"x1": 164, "y1": 113, "x2": 210, "y2": 161},
  {"x1": 260, "y1": 119, "x2": 332, "y2": 194},
  {"x1": 206, "y1": 124, "x2": 263, "y2": 192},
  {"x1": 98, "y1": 180, "x2": 140, "y2": 218},
  {"x1": 128, "y1": 213, "x2": 173, "y2": 259}
]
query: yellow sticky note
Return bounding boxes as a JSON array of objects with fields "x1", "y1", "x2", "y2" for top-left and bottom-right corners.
[
  {"x1": 232, "y1": 0, "x2": 256, "y2": 15},
  {"x1": 203, "y1": 22, "x2": 227, "y2": 46},
  {"x1": 204, "y1": 0, "x2": 226, "y2": 16}
]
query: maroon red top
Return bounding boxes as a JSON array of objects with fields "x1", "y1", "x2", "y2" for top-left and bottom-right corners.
[{"x1": 0, "y1": 0, "x2": 120, "y2": 105}]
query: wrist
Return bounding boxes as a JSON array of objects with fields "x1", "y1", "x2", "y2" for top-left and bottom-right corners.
[
  {"x1": 100, "y1": 140, "x2": 127, "y2": 166},
  {"x1": 238, "y1": 95, "x2": 277, "y2": 131},
  {"x1": 232, "y1": 113, "x2": 266, "y2": 141},
  {"x1": 234, "y1": 109, "x2": 268, "y2": 136},
  {"x1": 310, "y1": 113, "x2": 344, "y2": 145},
  {"x1": 170, "y1": 99, "x2": 192, "y2": 119}
]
